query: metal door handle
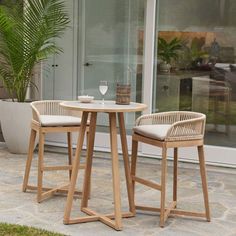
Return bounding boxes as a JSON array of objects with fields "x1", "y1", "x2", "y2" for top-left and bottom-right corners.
[
  {"x1": 163, "y1": 85, "x2": 169, "y2": 91},
  {"x1": 84, "y1": 62, "x2": 93, "y2": 67}
]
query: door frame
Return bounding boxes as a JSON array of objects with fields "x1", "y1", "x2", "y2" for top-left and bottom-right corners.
[{"x1": 140, "y1": 0, "x2": 236, "y2": 167}]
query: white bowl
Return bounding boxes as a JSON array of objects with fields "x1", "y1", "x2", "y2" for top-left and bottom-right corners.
[{"x1": 78, "y1": 95, "x2": 94, "y2": 103}]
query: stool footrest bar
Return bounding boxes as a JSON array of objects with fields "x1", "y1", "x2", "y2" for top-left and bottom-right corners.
[
  {"x1": 132, "y1": 176, "x2": 161, "y2": 190},
  {"x1": 135, "y1": 204, "x2": 207, "y2": 219},
  {"x1": 25, "y1": 185, "x2": 82, "y2": 198},
  {"x1": 43, "y1": 165, "x2": 72, "y2": 171}
]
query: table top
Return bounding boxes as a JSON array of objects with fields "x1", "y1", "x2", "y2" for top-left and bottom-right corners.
[{"x1": 60, "y1": 100, "x2": 147, "y2": 113}]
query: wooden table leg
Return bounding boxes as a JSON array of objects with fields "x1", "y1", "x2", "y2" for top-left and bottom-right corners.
[
  {"x1": 109, "y1": 112, "x2": 122, "y2": 230},
  {"x1": 81, "y1": 112, "x2": 97, "y2": 208},
  {"x1": 118, "y1": 112, "x2": 135, "y2": 214},
  {"x1": 63, "y1": 111, "x2": 89, "y2": 224}
]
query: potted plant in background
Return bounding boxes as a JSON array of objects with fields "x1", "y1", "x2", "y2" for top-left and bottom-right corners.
[
  {"x1": 158, "y1": 37, "x2": 183, "y2": 72},
  {"x1": 189, "y1": 37, "x2": 209, "y2": 69},
  {"x1": 0, "y1": 0, "x2": 69, "y2": 153}
]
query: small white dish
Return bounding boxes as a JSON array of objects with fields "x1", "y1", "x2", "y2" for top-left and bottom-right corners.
[{"x1": 78, "y1": 95, "x2": 94, "y2": 103}]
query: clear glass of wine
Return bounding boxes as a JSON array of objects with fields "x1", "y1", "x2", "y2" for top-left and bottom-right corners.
[{"x1": 99, "y1": 80, "x2": 108, "y2": 104}]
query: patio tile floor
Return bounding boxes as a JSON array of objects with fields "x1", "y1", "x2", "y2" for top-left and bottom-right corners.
[{"x1": 0, "y1": 143, "x2": 236, "y2": 236}]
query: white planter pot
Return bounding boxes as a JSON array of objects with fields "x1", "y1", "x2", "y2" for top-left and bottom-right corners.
[{"x1": 0, "y1": 100, "x2": 37, "y2": 154}]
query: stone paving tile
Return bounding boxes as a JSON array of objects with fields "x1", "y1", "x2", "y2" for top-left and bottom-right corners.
[{"x1": 0, "y1": 144, "x2": 236, "y2": 236}]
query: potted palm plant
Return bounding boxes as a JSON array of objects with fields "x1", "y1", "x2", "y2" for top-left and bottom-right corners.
[
  {"x1": 158, "y1": 37, "x2": 182, "y2": 72},
  {"x1": 0, "y1": 0, "x2": 69, "y2": 153}
]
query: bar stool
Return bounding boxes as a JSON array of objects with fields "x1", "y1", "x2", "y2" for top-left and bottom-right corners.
[
  {"x1": 130, "y1": 111, "x2": 210, "y2": 227},
  {"x1": 22, "y1": 100, "x2": 89, "y2": 203}
]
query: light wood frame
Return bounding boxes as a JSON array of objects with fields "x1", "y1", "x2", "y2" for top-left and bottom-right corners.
[
  {"x1": 131, "y1": 112, "x2": 211, "y2": 227},
  {"x1": 63, "y1": 112, "x2": 135, "y2": 231},
  {"x1": 22, "y1": 101, "x2": 89, "y2": 203},
  {"x1": 60, "y1": 101, "x2": 147, "y2": 231}
]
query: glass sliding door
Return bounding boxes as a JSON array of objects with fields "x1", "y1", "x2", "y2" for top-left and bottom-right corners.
[
  {"x1": 78, "y1": 0, "x2": 145, "y2": 130},
  {"x1": 154, "y1": 0, "x2": 236, "y2": 149}
]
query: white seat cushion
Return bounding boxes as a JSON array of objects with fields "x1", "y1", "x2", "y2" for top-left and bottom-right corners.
[
  {"x1": 133, "y1": 124, "x2": 172, "y2": 140},
  {"x1": 40, "y1": 115, "x2": 82, "y2": 127}
]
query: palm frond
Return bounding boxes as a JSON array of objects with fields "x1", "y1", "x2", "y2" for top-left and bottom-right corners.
[
  {"x1": 0, "y1": 0, "x2": 69, "y2": 102},
  {"x1": 158, "y1": 37, "x2": 183, "y2": 63}
]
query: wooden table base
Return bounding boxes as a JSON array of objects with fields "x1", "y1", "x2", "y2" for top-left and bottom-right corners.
[
  {"x1": 65, "y1": 208, "x2": 134, "y2": 230},
  {"x1": 63, "y1": 111, "x2": 136, "y2": 231}
]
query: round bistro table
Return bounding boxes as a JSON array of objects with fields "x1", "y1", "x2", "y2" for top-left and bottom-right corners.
[{"x1": 60, "y1": 100, "x2": 147, "y2": 231}]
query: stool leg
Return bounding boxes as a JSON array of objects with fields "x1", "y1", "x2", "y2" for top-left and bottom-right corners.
[
  {"x1": 130, "y1": 138, "x2": 138, "y2": 215},
  {"x1": 160, "y1": 146, "x2": 167, "y2": 227},
  {"x1": 67, "y1": 132, "x2": 73, "y2": 179},
  {"x1": 22, "y1": 128, "x2": 37, "y2": 192},
  {"x1": 173, "y1": 147, "x2": 178, "y2": 204},
  {"x1": 198, "y1": 145, "x2": 211, "y2": 222},
  {"x1": 37, "y1": 131, "x2": 45, "y2": 203}
]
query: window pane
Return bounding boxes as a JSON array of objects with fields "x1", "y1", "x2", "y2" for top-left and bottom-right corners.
[
  {"x1": 154, "y1": 0, "x2": 236, "y2": 147},
  {"x1": 79, "y1": 0, "x2": 145, "y2": 130}
]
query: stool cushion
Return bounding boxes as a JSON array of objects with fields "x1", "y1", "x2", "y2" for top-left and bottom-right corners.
[
  {"x1": 133, "y1": 124, "x2": 172, "y2": 140},
  {"x1": 40, "y1": 115, "x2": 82, "y2": 127}
]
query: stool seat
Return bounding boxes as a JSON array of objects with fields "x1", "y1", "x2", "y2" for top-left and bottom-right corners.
[
  {"x1": 133, "y1": 124, "x2": 171, "y2": 140},
  {"x1": 40, "y1": 115, "x2": 82, "y2": 127}
]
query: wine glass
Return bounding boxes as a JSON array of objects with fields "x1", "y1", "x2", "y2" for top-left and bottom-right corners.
[{"x1": 99, "y1": 81, "x2": 108, "y2": 104}]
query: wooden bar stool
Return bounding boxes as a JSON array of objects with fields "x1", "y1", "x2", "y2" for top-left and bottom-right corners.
[
  {"x1": 130, "y1": 111, "x2": 210, "y2": 227},
  {"x1": 22, "y1": 100, "x2": 89, "y2": 203}
]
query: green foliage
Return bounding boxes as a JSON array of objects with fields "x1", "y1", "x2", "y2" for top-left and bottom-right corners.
[
  {"x1": 189, "y1": 37, "x2": 208, "y2": 61},
  {"x1": 0, "y1": 222, "x2": 66, "y2": 236},
  {"x1": 158, "y1": 37, "x2": 183, "y2": 64},
  {"x1": 0, "y1": 0, "x2": 70, "y2": 102},
  {"x1": 0, "y1": 0, "x2": 23, "y2": 7}
]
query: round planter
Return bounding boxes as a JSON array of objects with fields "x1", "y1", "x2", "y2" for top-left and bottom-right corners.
[{"x1": 0, "y1": 100, "x2": 37, "y2": 154}]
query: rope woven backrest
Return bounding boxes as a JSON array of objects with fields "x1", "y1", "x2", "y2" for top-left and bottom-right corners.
[
  {"x1": 31, "y1": 100, "x2": 82, "y2": 123},
  {"x1": 135, "y1": 111, "x2": 206, "y2": 141},
  {"x1": 165, "y1": 116, "x2": 205, "y2": 141}
]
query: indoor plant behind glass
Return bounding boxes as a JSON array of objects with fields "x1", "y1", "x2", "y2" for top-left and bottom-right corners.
[
  {"x1": 158, "y1": 37, "x2": 182, "y2": 72},
  {"x1": 0, "y1": 0, "x2": 69, "y2": 153}
]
